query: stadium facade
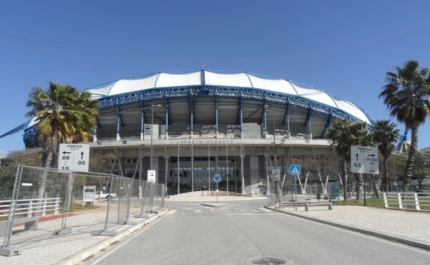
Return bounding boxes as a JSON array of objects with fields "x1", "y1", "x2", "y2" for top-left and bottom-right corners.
[{"x1": 1, "y1": 70, "x2": 372, "y2": 195}]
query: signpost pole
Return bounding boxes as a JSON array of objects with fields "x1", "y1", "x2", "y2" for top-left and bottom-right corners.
[
  {"x1": 364, "y1": 174, "x2": 367, "y2": 206},
  {"x1": 213, "y1": 174, "x2": 221, "y2": 206},
  {"x1": 216, "y1": 182, "x2": 218, "y2": 206}
]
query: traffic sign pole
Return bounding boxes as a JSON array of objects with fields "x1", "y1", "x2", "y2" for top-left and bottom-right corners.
[{"x1": 213, "y1": 174, "x2": 221, "y2": 206}]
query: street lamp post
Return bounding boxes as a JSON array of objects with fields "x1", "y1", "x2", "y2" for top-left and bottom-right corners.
[
  {"x1": 232, "y1": 147, "x2": 236, "y2": 193},
  {"x1": 208, "y1": 142, "x2": 211, "y2": 195},
  {"x1": 266, "y1": 104, "x2": 280, "y2": 206},
  {"x1": 150, "y1": 104, "x2": 162, "y2": 181},
  {"x1": 177, "y1": 143, "x2": 181, "y2": 195},
  {"x1": 226, "y1": 141, "x2": 228, "y2": 196},
  {"x1": 272, "y1": 104, "x2": 281, "y2": 207}
]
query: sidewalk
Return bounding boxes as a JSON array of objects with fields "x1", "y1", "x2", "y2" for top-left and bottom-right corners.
[
  {"x1": 0, "y1": 208, "x2": 169, "y2": 265},
  {"x1": 267, "y1": 203, "x2": 430, "y2": 250}
]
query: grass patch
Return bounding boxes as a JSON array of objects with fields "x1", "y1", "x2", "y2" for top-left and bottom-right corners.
[
  {"x1": 333, "y1": 197, "x2": 430, "y2": 211},
  {"x1": 332, "y1": 197, "x2": 384, "y2": 208},
  {"x1": 62, "y1": 203, "x2": 99, "y2": 212}
]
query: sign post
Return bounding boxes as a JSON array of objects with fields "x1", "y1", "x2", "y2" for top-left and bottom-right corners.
[
  {"x1": 289, "y1": 164, "x2": 301, "y2": 211},
  {"x1": 350, "y1": 146, "x2": 379, "y2": 206},
  {"x1": 213, "y1": 174, "x2": 221, "y2": 206}
]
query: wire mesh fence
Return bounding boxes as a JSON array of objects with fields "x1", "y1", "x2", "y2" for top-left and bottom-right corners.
[{"x1": 0, "y1": 165, "x2": 165, "y2": 257}]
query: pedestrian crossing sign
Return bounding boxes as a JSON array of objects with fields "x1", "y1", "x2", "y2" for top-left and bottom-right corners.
[{"x1": 289, "y1": 164, "x2": 301, "y2": 176}]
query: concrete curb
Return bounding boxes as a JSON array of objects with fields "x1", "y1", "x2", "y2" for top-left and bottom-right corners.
[
  {"x1": 201, "y1": 203, "x2": 228, "y2": 208},
  {"x1": 57, "y1": 208, "x2": 170, "y2": 265},
  {"x1": 264, "y1": 206, "x2": 430, "y2": 251}
]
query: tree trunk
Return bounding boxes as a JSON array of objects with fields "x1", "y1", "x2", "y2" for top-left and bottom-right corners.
[
  {"x1": 340, "y1": 160, "x2": 348, "y2": 201},
  {"x1": 371, "y1": 175, "x2": 381, "y2": 198},
  {"x1": 404, "y1": 125, "x2": 418, "y2": 192},
  {"x1": 383, "y1": 156, "x2": 389, "y2": 192},
  {"x1": 38, "y1": 148, "x2": 54, "y2": 199},
  {"x1": 355, "y1": 173, "x2": 363, "y2": 203}
]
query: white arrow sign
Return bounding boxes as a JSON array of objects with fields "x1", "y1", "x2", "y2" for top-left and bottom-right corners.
[
  {"x1": 350, "y1": 146, "x2": 379, "y2": 174},
  {"x1": 58, "y1": 144, "x2": 90, "y2": 172}
]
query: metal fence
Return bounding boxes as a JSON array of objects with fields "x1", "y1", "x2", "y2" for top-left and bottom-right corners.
[
  {"x1": 383, "y1": 192, "x2": 430, "y2": 210},
  {"x1": 0, "y1": 165, "x2": 165, "y2": 257},
  {"x1": 132, "y1": 181, "x2": 165, "y2": 217}
]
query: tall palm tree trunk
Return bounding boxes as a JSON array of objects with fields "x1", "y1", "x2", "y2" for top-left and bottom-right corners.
[
  {"x1": 340, "y1": 160, "x2": 348, "y2": 201},
  {"x1": 355, "y1": 173, "x2": 363, "y2": 203},
  {"x1": 404, "y1": 126, "x2": 418, "y2": 192},
  {"x1": 383, "y1": 156, "x2": 389, "y2": 192}
]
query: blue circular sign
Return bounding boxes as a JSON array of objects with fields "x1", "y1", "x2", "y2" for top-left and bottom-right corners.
[{"x1": 213, "y1": 174, "x2": 221, "y2": 183}]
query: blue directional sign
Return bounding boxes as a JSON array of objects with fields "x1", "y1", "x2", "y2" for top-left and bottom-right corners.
[
  {"x1": 289, "y1": 164, "x2": 301, "y2": 176},
  {"x1": 213, "y1": 174, "x2": 221, "y2": 183}
]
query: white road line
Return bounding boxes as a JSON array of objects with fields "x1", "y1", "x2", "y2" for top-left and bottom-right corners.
[
  {"x1": 91, "y1": 217, "x2": 163, "y2": 265},
  {"x1": 223, "y1": 213, "x2": 281, "y2": 216},
  {"x1": 168, "y1": 209, "x2": 177, "y2": 215},
  {"x1": 195, "y1": 210, "x2": 202, "y2": 213}
]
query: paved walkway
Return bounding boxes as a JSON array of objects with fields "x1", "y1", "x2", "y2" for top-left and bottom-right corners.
[
  {"x1": 269, "y1": 202, "x2": 430, "y2": 249},
  {"x1": 1, "y1": 196, "x2": 429, "y2": 264}
]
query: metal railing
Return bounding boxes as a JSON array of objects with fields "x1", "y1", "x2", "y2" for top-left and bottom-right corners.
[
  {"x1": 0, "y1": 198, "x2": 60, "y2": 218},
  {"x1": 383, "y1": 192, "x2": 430, "y2": 210}
]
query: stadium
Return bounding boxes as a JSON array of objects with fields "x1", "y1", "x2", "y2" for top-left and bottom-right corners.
[{"x1": 2, "y1": 70, "x2": 372, "y2": 195}]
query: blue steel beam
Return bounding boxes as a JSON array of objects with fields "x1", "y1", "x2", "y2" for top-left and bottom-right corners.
[
  {"x1": 260, "y1": 98, "x2": 268, "y2": 131},
  {"x1": 303, "y1": 103, "x2": 313, "y2": 127},
  {"x1": 243, "y1": 105, "x2": 265, "y2": 122},
  {"x1": 282, "y1": 101, "x2": 290, "y2": 132},
  {"x1": 320, "y1": 111, "x2": 333, "y2": 138},
  {"x1": 141, "y1": 99, "x2": 146, "y2": 134},
  {"x1": 116, "y1": 104, "x2": 124, "y2": 135},
  {"x1": 0, "y1": 121, "x2": 28, "y2": 138}
]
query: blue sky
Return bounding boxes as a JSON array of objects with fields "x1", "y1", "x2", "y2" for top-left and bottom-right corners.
[{"x1": 1, "y1": 0, "x2": 430, "y2": 155}]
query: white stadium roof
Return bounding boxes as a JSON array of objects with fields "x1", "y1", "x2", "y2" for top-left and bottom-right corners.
[{"x1": 87, "y1": 71, "x2": 371, "y2": 124}]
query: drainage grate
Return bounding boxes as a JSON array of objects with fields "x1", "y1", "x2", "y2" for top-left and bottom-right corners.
[{"x1": 252, "y1": 257, "x2": 287, "y2": 265}]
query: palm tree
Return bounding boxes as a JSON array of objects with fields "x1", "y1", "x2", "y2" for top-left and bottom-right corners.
[
  {"x1": 371, "y1": 120, "x2": 400, "y2": 192},
  {"x1": 26, "y1": 82, "x2": 99, "y2": 198},
  {"x1": 328, "y1": 119, "x2": 354, "y2": 201},
  {"x1": 380, "y1": 60, "x2": 430, "y2": 191},
  {"x1": 328, "y1": 120, "x2": 374, "y2": 202}
]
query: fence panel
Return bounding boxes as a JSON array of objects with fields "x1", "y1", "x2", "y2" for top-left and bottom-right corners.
[
  {"x1": 1, "y1": 166, "x2": 69, "y2": 252},
  {"x1": 65, "y1": 173, "x2": 116, "y2": 235},
  {"x1": 1, "y1": 165, "x2": 140, "y2": 256}
]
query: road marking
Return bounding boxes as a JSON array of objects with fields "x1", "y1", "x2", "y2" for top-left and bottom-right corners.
[
  {"x1": 195, "y1": 210, "x2": 202, "y2": 213},
  {"x1": 168, "y1": 210, "x2": 177, "y2": 215},
  {"x1": 91, "y1": 217, "x2": 163, "y2": 265},
  {"x1": 259, "y1": 208, "x2": 272, "y2": 212},
  {"x1": 223, "y1": 213, "x2": 281, "y2": 216}
]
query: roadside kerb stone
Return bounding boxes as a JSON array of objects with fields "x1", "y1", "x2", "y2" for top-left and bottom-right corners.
[
  {"x1": 264, "y1": 206, "x2": 430, "y2": 251},
  {"x1": 201, "y1": 203, "x2": 229, "y2": 208},
  {"x1": 58, "y1": 208, "x2": 170, "y2": 265}
]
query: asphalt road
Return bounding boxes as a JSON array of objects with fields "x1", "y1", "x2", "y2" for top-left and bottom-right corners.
[{"x1": 87, "y1": 199, "x2": 430, "y2": 265}]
